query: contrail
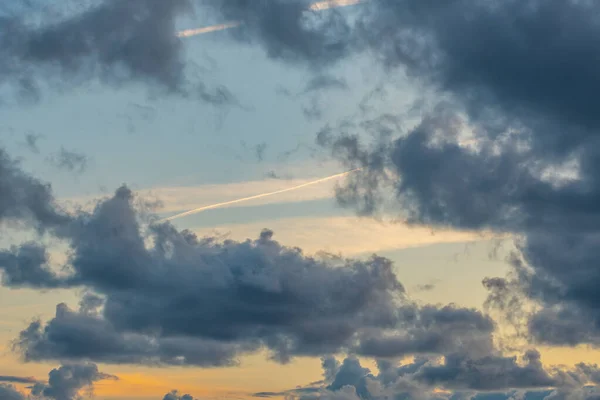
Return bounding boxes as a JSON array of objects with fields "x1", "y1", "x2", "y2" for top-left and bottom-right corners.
[
  {"x1": 177, "y1": 22, "x2": 241, "y2": 38},
  {"x1": 157, "y1": 168, "x2": 361, "y2": 223},
  {"x1": 176, "y1": 0, "x2": 365, "y2": 38}
]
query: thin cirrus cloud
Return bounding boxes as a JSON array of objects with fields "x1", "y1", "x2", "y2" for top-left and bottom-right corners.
[{"x1": 176, "y1": 0, "x2": 365, "y2": 38}]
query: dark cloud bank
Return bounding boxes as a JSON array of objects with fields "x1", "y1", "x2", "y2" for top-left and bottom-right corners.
[
  {"x1": 308, "y1": 0, "x2": 600, "y2": 363},
  {"x1": 0, "y1": 129, "x2": 595, "y2": 399},
  {"x1": 0, "y1": 0, "x2": 239, "y2": 106},
  {"x1": 2, "y1": 0, "x2": 600, "y2": 399}
]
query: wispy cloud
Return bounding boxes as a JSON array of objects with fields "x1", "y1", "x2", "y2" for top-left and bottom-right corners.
[{"x1": 192, "y1": 216, "x2": 496, "y2": 256}]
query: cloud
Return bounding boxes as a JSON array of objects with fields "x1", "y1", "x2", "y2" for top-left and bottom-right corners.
[
  {"x1": 0, "y1": 384, "x2": 26, "y2": 400},
  {"x1": 0, "y1": 375, "x2": 38, "y2": 384},
  {"x1": 0, "y1": 363, "x2": 116, "y2": 400},
  {"x1": 205, "y1": 0, "x2": 354, "y2": 66},
  {"x1": 0, "y1": 148, "x2": 71, "y2": 233},
  {"x1": 6, "y1": 185, "x2": 403, "y2": 365},
  {"x1": 30, "y1": 363, "x2": 117, "y2": 400},
  {"x1": 1, "y1": 1, "x2": 187, "y2": 88},
  {"x1": 163, "y1": 391, "x2": 196, "y2": 400},
  {"x1": 47, "y1": 148, "x2": 87, "y2": 173},
  {"x1": 0, "y1": 158, "x2": 495, "y2": 369},
  {"x1": 257, "y1": 353, "x2": 600, "y2": 400},
  {"x1": 0, "y1": 0, "x2": 239, "y2": 104},
  {"x1": 301, "y1": 74, "x2": 348, "y2": 95},
  {"x1": 23, "y1": 133, "x2": 42, "y2": 154},
  {"x1": 306, "y1": 0, "x2": 600, "y2": 350}
]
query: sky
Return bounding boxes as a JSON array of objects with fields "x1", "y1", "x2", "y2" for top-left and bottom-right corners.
[{"x1": 1, "y1": 0, "x2": 600, "y2": 399}]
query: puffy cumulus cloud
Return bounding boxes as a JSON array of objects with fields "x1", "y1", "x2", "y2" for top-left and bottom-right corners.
[
  {"x1": 0, "y1": 148, "x2": 71, "y2": 233},
  {"x1": 0, "y1": 363, "x2": 116, "y2": 400},
  {"x1": 309, "y1": 0, "x2": 600, "y2": 350},
  {"x1": 163, "y1": 391, "x2": 196, "y2": 400},
  {"x1": 354, "y1": 304, "x2": 495, "y2": 359},
  {"x1": 30, "y1": 363, "x2": 117, "y2": 400},
  {"x1": 9, "y1": 186, "x2": 495, "y2": 366},
  {"x1": 0, "y1": 384, "x2": 26, "y2": 400},
  {"x1": 256, "y1": 353, "x2": 600, "y2": 400},
  {"x1": 0, "y1": 151, "x2": 496, "y2": 368}
]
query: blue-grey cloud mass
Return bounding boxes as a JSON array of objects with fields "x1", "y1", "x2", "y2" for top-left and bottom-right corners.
[{"x1": 2, "y1": 0, "x2": 600, "y2": 399}]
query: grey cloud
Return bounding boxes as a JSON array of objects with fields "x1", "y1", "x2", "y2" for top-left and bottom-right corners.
[
  {"x1": 0, "y1": 0, "x2": 211, "y2": 101},
  {"x1": 0, "y1": 177, "x2": 499, "y2": 368},
  {"x1": 0, "y1": 375, "x2": 38, "y2": 384},
  {"x1": 0, "y1": 384, "x2": 26, "y2": 400},
  {"x1": 47, "y1": 148, "x2": 87, "y2": 173},
  {"x1": 0, "y1": 243, "x2": 72, "y2": 288},
  {"x1": 253, "y1": 388, "x2": 320, "y2": 398},
  {"x1": 163, "y1": 391, "x2": 195, "y2": 400},
  {"x1": 302, "y1": 75, "x2": 347, "y2": 94},
  {"x1": 16, "y1": 303, "x2": 248, "y2": 367},
  {"x1": 0, "y1": 148, "x2": 71, "y2": 233},
  {"x1": 355, "y1": 304, "x2": 495, "y2": 359},
  {"x1": 413, "y1": 350, "x2": 556, "y2": 391},
  {"x1": 30, "y1": 363, "x2": 117, "y2": 400},
  {"x1": 24, "y1": 132, "x2": 42, "y2": 154},
  {"x1": 311, "y1": 0, "x2": 600, "y2": 348},
  {"x1": 8, "y1": 186, "x2": 406, "y2": 365},
  {"x1": 261, "y1": 353, "x2": 600, "y2": 400},
  {"x1": 206, "y1": 0, "x2": 354, "y2": 66},
  {"x1": 0, "y1": 0, "x2": 244, "y2": 106}
]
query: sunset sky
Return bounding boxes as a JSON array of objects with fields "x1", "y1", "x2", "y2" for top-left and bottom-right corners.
[{"x1": 1, "y1": 1, "x2": 600, "y2": 399}]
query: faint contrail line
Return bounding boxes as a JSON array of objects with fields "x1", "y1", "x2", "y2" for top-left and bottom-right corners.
[
  {"x1": 176, "y1": 0, "x2": 365, "y2": 38},
  {"x1": 157, "y1": 168, "x2": 361, "y2": 223},
  {"x1": 177, "y1": 21, "x2": 241, "y2": 38}
]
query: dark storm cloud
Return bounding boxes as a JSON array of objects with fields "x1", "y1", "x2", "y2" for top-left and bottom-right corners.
[
  {"x1": 0, "y1": 176, "x2": 496, "y2": 367},
  {"x1": 7, "y1": 185, "x2": 402, "y2": 365},
  {"x1": 309, "y1": 0, "x2": 600, "y2": 348}
]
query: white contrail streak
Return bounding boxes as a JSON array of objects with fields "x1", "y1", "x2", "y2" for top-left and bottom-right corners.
[
  {"x1": 309, "y1": 0, "x2": 364, "y2": 11},
  {"x1": 176, "y1": 0, "x2": 365, "y2": 38},
  {"x1": 157, "y1": 169, "x2": 361, "y2": 223}
]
